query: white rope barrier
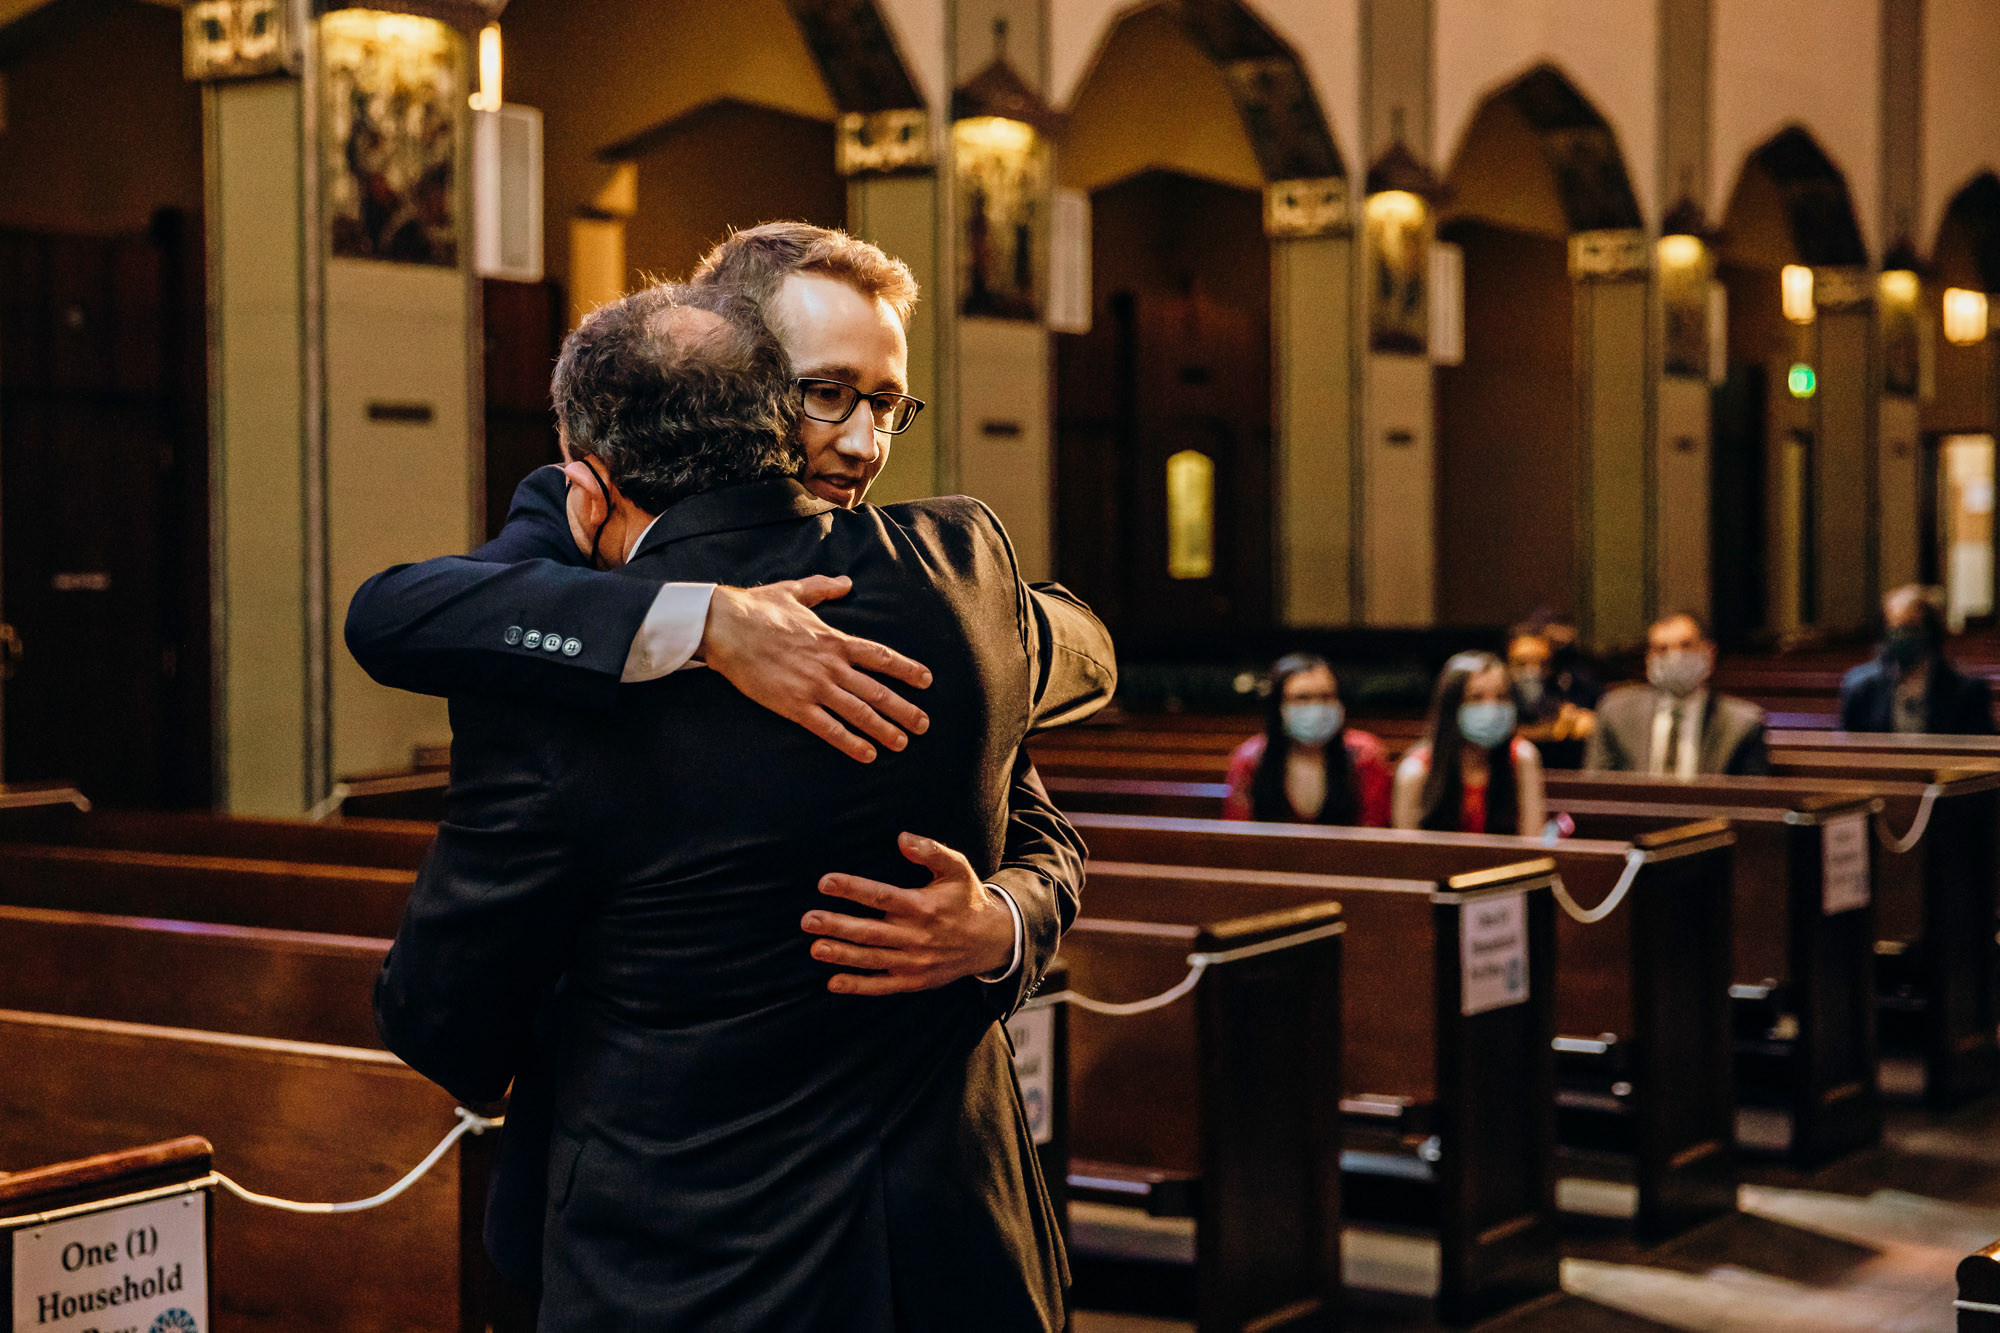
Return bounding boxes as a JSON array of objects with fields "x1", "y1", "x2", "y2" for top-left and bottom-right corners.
[
  {"x1": 1549, "y1": 848, "x2": 1647, "y2": 925},
  {"x1": 210, "y1": 1107, "x2": 501, "y2": 1214},
  {"x1": 1025, "y1": 919, "x2": 1346, "y2": 1017},
  {"x1": 1874, "y1": 784, "x2": 1941, "y2": 855},
  {"x1": 0, "y1": 1110, "x2": 501, "y2": 1232}
]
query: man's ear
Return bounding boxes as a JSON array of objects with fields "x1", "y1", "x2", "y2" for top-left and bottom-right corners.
[
  {"x1": 560, "y1": 458, "x2": 615, "y2": 560},
  {"x1": 561, "y1": 459, "x2": 615, "y2": 518}
]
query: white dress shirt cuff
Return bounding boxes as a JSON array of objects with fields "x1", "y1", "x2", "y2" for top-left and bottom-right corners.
[
  {"x1": 620, "y1": 583, "x2": 716, "y2": 682},
  {"x1": 977, "y1": 886, "x2": 1026, "y2": 984}
]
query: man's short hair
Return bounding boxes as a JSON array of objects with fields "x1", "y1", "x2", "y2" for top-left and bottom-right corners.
[
  {"x1": 551, "y1": 283, "x2": 801, "y2": 514},
  {"x1": 1649, "y1": 610, "x2": 1711, "y2": 643},
  {"x1": 690, "y1": 222, "x2": 920, "y2": 325}
]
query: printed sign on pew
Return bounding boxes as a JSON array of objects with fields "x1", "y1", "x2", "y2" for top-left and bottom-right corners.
[
  {"x1": 11, "y1": 1193, "x2": 208, "y2": 1333},
  {"x1": 1461, "y1": 891, "x2": 1529, "y2": 1017}
]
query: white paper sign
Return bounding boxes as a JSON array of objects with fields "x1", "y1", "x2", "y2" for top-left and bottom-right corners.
[
  {"x1": 1461, "y1": 891, "x2": 1530, "y2": 1016},
  {"x1": 1007, "y1": 1006, "x2": 1057, "y2": 1146},
  {"x1": 12, "y1": 1192, "x2": 208, "y2": 1333},
  {"x1": 1822, "y1": 812, "x2": 1871, "y2": 914}
]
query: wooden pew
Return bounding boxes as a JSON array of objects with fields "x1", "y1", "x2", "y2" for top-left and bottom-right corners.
[
  {"x1": 0, "y1": 1008, "x2": 495, "y2": 1333},
  {"x1": 1071, "y1": 860, "x2": 1561, "y2": 1324},
  {"x1": 1057, "y1": 811, "x2": 1736, "y2": 1242},
  {"x1": 0, "y1": 804, "x2": 435, "y2": 870},
  {"x1": 1060, "y1": 895, "x2": 1345, "y2": 1331},
  {"x1": 0, "y1": 904, "x2": 386, "y2": 1049},
  {"x1": 1548, "y1": 767, "x2": 2000, "y2": 1112},
  {"x1": 1960, "y1": 1236, "x2": 2000, "y2": 1330},
  {"x1": 0, "y1": 843, "x2": 413, "y2": 937}
]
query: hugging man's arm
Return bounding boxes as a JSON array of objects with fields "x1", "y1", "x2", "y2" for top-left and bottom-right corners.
[{"x1": 346, "y1": 466, "x2": 931, "y2": 761}]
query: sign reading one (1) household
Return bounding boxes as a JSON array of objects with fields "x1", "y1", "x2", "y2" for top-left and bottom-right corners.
[
  {"x1": 1461, "y1": 890, "x2": 1530, "y2": 1017},
  {"x1": 11, "y1": 1191, "x2": 208, "y2": 1333}
]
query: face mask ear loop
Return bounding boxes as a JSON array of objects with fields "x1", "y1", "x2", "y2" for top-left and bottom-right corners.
[{"x1": 583, "y1": 461, "x2": 614, "y2": 569}]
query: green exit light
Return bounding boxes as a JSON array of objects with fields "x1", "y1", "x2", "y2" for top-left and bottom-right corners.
[{"x1": 1788, "y1": 363, "x2": 1817, "y2": 398}]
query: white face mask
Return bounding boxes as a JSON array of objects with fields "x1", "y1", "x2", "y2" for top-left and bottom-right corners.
[
  {"x1": 1648, "y1": 648, "x2": 1710, "y2": 699},
  {"x1": 1282, "y1": 701, "x2": 1344, "y2": 747}
]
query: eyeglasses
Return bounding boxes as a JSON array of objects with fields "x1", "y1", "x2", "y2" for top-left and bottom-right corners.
[{"x1": 797, "y1": 378, "x2": 926, "y2": 435}]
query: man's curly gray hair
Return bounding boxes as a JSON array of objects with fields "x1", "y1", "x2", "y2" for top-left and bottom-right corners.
[{"x1": 551, "y1": 283, "x2": 802, "y2": 514}]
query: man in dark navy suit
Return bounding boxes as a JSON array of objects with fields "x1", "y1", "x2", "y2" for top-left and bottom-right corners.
[
  {"x1": 1840, "y1": 584, "x2": 1996, "y2": 734},
  {"x1": 378, "y1": 279, "x2": 1079, "y2": 1330}
]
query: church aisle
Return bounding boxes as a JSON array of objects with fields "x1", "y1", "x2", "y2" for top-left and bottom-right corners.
[{"x1": 1078, "y1": 1089, "x2": 2000, "y2": 1331}]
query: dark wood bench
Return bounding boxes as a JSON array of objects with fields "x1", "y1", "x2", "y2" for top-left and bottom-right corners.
[
  {"x1": 1960, "y1": 1235, "x2": 2000, "y2": 1330},
  {"x1": 0, "y1": 843, "x2": 414, "y2": 937},
  {"x1": 1072, "y1": 859, "x2": 1560, "y2": 1324},
  {"x1": 1059, "y1": 891, "x2": 1345, "y2": 1331},
  {"x1": 0, "y1": 1007, "x2": 502, "y2": 1333},
  {"x1": 0, "y1": 903, "x2": 387, "y2": 1049},
  {"x1": 0, "y1": 804, "x2": 435, "y2": 870},
  {"x1": 1550, "y1": 766, "x2": 2000, "y2": 1114},
  {"x1": 1058, "y1": 812, "x2": 1736, "y2": 1244}
]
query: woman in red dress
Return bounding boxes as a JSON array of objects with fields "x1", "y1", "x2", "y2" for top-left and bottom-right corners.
[
  {"x1": 1393, "y1": 650, "x2": 1547, "y2": 836},
  {"x1": 1223, "y1": 653, "x2": 1393, "y2": 826}
]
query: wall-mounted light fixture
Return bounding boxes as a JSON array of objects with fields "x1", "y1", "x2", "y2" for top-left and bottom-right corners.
[
  {"x1": 1657, "y1": 207, "x2": 1710, "y2": 378},
  {"x1": 1781, "y1": 264, "x2": 1816, "y2": 324},
  {"x1": 469, "y1": 23, "x2": 501, "y2": 111},
  {"x1": 1878, "y1": 245, "x2": 1923, "y2": 396},
  {"x1": 1944, "y1": 287, "x2": 1990, "y2": 346}
]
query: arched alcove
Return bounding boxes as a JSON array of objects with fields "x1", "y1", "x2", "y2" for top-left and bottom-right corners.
[
  {"x1": 1924, "y1": 173, "x2": 2000, "y2": 623},
  {"x1": 1053, "y1": 0, "x2": 1340, "y2": 646},
  {"x1": 603, "y1": 100, "x2": 846, "y2": 286},
  {"x1": 1434, "y1": 64, "x2": 1641, "y2": 629},
  {"x1": 1714, "y1": 126, "x2": 1870, "y2": 640}
]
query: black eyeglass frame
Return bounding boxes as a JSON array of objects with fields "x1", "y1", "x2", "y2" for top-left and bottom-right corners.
[{"x1": 796, "y1": 377, "x2": 927, "y2": 435}]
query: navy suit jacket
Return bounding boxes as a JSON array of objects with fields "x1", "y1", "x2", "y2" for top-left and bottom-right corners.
[
  {"x1": 376, "y1": 480, "x2": 1082, "y2": 1330},
  {"x1": 1839, "y1": 656, "x2": 1996, "y2": 734},
  {"x1": 348, "y1": 468, "x2": 1112, "y2": 1293}
]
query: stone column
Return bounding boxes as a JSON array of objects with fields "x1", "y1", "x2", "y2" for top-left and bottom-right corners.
[
  {"x1": 1877, "y1": 0, "x2": 1925, "y2": 596},
  {"x1": 1358, "y1": 0, "x2": 1436, "y2": 626},
  {"x1": 198, "y1": 5, "x2": 484, "y2": 812},
  {"x1": 946, "y1": 0, "x2": 1055, "y2": 577},
  {"x1": 1813, "y1": 269, "x2": 1877, "y2": 634},
  {"x1": 842, "y1": 110, "x2": 944, "y2": 502},
  {"x1": 1572, "y1": 231, "x2": 1653, "y2": 647},
  {"x1": 1655, "y1": 0, "x2": 1713, "y2": 622},
  {"x1": 205, "y1": 75, "x2": 319, "y2": 815},
  {"x1": 1269, "y1": 180, "x2": 1356, "y2": 626}
]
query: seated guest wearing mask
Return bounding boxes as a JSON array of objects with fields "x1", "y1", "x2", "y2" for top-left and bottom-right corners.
[
  {"x1": 1839, "y1": 584, "x2": 1996, "y2": 735},
  {"x1": 1393, "y1": 651, "x2": 1547, "y2": 836},
  {"x1": 1586, "y1": 612, "x2": 1769, "y2": 776},
  {"x1": 1509, "y1": 624, "x2": 1597, "y2": 770},
  {"x1": 1224, "y1": 653, "x2": 1393, "y2": 825}
]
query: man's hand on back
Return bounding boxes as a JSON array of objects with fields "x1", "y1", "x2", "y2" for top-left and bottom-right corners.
[
  {"x1": 702, "y1": 576, "x2": 932, "y2": 763},
  {"x1": 803, "y1": 833, "x2": 1016, "y2": 994}
]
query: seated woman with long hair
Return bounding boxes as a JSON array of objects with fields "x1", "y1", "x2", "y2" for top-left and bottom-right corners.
[
  {"x1": 1393, "y1": 650, "x2": 1547, "y2": 836},
  {"x1": 1224, "y1": 653, "x2": 1393, "y2": 825}
]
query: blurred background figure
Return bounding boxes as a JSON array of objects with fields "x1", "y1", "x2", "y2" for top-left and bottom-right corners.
[
  {"x1": 1839, "y1": 585, "x2": 1996, "y2": 735},
  {"x1": 1586, "y1": 613, "x2": 1768, "y2": 775},
  {"x1": 1224, "y1": 653, "x2": 1392, "y2": 825},
  {"x1": 1393, "y1": 651, "x2": 1546, "y2": 836},
  {"x1": 1508, "y1": 621, "x2": 1597, "y2": 770}
]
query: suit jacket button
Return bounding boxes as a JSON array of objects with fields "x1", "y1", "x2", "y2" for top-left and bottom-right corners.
[
  {"x1": 504, "y1": 625, "x2": 523, "y2": 645},
  {"x1": 543, "y1": 634, "x2": 564, "y2": 653},
  {"x1": 522, "y1": 630, "x2": 543, "y2": 650},
  {"x1": 563, "y1": 638, "x2": 583, "y2": 657}
]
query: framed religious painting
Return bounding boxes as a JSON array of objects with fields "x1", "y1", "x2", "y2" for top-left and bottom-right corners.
[
  {"x1": 320, "y1": 9, "x2": 462, "y2": 267},
  {"x1": 954, "y1": 116, "x2": 1047, "y2": 321}
]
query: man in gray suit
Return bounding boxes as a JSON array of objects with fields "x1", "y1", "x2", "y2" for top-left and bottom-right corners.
[{"x1": 1584, "y1": 612, "x2": 1769, "y2": 776}]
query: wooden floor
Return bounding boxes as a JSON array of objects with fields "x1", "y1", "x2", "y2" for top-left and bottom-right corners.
[{"x1": 1075, "y1": 1077, "x2": 2000, "y2": 1332}]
